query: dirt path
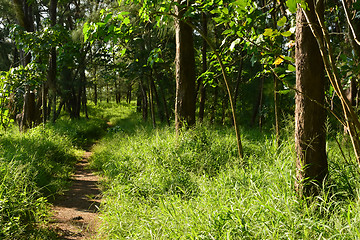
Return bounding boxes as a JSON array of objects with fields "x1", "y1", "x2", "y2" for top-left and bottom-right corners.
[{"x1": 49, "y1": 151, "x2": 102, "y2": 240}]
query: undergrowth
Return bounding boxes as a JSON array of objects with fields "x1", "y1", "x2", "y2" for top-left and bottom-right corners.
[
  {"x1": 0, "y1": 110, "x2": 107, "y2": 239},
  {"x1": 90, "y1": 104, "x2": 360, "y2": 239}
]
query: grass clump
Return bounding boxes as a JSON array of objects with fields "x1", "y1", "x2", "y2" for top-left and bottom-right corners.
[
  {"x1": 46, "y1": 117, "x2": 107, "y2": 148},
  {"x1": 0, "y1": 125, "x2": 78, "y2": 238},
  {"x1": 91, "y1": 105, "x2": 360, "y2": 239}
]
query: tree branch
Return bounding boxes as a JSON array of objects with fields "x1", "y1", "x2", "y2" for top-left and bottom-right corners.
[{"x1": 341, "y1": 0, "x2": 360, "y2": 46}]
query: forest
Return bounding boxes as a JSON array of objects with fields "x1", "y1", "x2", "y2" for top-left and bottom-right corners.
[{"x1": 1, "y1": 0, "x2": 360, "y2": 238}]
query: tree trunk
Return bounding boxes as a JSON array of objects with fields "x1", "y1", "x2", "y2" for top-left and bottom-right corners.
[
  {"x1": 158, "y1": 83, "x2": 171, "y2": 126},
  {"x1": 149, "y1": 73, "x2": 156, "y2": 128},
  {"x1": 345, "y1": 0, "x2": 360, "y2": 107},
  {"x1": 139, "y1": 80, "x2": 148, "y2": 121},
  {"x1": 174, "y1": 1, "x2": 196, "y2": 133},
  {"x1": 210, "y1": 85, "x2": 218, "y2": 124},
  {"x1": 42, "y1": 83, "x2": 48, "y2": 124},
  {"x1": 150, "y1": 72, "x2": 165, "y2": 123},
  {"x1": 127, "y1": 83, "x2": 132, "y2": 104},
  {"x1": 221, "y1": 93, "x2": 228, "y2": 125},
  {"x1": 274, "y1": 74, "x2": 280, "y2": 144},
  {"x1": 106, "y1": 84, "x2": 109, "y2": 103},
  {"x1": 198, "y1": 12, "x2": 208, "y2": 123},
  {"x1": 94, "y1": 83, "x2": 98, "y2": 105},
  {"x1": 251, "y1": 78, "x2": 264, "y2": 127},
  {"x1": 233, "y1": 52, "x2": 244, "y2": 122},
  {"x1": 12, "y1": 0, "x2": 35, "y2": 131},
  {"x1": 49, "y1": 0, "x2": 58, "y2": 123},
  {"x1": 295, "y1": 0, "x2": 328, "y2": 197}
]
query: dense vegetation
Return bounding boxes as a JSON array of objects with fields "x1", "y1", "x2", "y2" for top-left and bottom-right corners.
[
  {"x1": 0, "y1": 109, "x2": 105, "y2": 238},
  {"x1": 91, "y1": 103, "x2": 360, "y2": 239},
  {"x1": 1, "y1": 0, "x2": 360, "y2": 238}
]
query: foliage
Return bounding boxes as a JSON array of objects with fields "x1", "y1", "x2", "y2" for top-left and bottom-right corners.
[
  {"x1": 0, "y1": 125, "x2": 78, "y2": 238},
  {"x1": 0, "y1": 107, "x2": 107, "y2": 238},
  {"x1": 47, "y1": 117, "x2": 107, "y2": 148},
  {"x1": 91, "y1": 105, "x2": 360, "y2": 239}
]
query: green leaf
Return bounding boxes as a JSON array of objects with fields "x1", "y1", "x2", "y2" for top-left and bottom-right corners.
[
  {"x1": 233, "y1": 0, "x2": 250, "y2": 12},
  {"x1": 283, "y1": 56, "x2": 294, "y2": 62},
  {"x1": 277, "y1": 16, "x2": 287, "y2": 27},
  {"x1": 278, "y1": 89, "x2": 291, "y2": 95},
  {"x1": 263, "y1": 28, "x2": 273, "y2": 36},
  {"x1": 104, "y1": 13, "x2": 113, "y2": 23},
  {"x1": 281, "y1": 31, "x2": 292, "y2": 37},
  {"x1": 286, "y1": 0, "x2": 297, "y2": 13},
  {"x1": 287, "y1": 64, "x2": 296, "y2": 72},
  {"x1": 83, "y1": 22, "x2": 89, "y2": 42},
  {"x1": 263, "y1": 28, "x2": 278, "y2": 37},
  {"x1": 123, "y1": 17, "x2": 130, "y2": 26},
  {"x1": 222, "y1": 29, "x2": 234, "y2": 35}
]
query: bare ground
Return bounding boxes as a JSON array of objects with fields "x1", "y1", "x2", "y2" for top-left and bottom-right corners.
[{"x1": 49, "y1": 151, "x2": 102, "y2": 240}]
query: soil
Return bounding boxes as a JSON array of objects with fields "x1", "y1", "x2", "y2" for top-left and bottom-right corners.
[{"x1": 49, "y1": 151, "x2": 102, "y2": 240}]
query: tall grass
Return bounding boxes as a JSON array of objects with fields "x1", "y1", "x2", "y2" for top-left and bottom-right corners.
[
  {"x1": 0, "y1": 126, "x2": 77, "y2": 238},
  {"x1": 91, "y1": 105, "x2": 360, "y2": 239},
  {"x1": 0, "y1": 110, "x2": 107, "y2": 238}
]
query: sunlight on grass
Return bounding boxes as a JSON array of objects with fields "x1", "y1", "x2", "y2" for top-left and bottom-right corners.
[{"x1": 90, "y1": 104, "x2": 360, "y2": 239}]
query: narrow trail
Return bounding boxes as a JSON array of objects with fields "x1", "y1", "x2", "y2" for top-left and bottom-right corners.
[{"x1": 49, "y1": 150, "x2": 102, "y2": 239}]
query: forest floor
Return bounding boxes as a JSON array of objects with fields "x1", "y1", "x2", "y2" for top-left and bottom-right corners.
[{"x1": 48, "y1": 150, "x2": 102, "y2": 240}]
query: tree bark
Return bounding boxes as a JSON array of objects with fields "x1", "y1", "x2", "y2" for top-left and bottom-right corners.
[
  {"x1": 48, "y1": 0, "x2": 58, "y2": 123},
  {"x1": 198, "y1": 12, "x2": 207, "y2": 123},
  {"x1": 139, "y1": 80, "x2": 148, "y2": 121},
  {"x1": 149, "y1": 72, "x2": 156, "y2": 128},
  {"x1": 174, "y1": 1, "x2": 196, "y2": 133},
  {"x1": 94, "y1": 83, "x2": 98, "y2": 105},
  {"x1": 12, "y1": 0, "x2": 35, "y2": 131},
  {"x1": 295, "y1": 0, "x2": 328, "y2": 197}
]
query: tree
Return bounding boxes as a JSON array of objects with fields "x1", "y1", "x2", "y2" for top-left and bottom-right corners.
[
  {"x1": 174, "y1": 0, "x2": 196, "y2": 133},
  {"x1": 47, "y1": 0, "x2": 57, "y2": 123},
  {"x1": 295, "y1": 0, "x2": 328, "y2": 197}
]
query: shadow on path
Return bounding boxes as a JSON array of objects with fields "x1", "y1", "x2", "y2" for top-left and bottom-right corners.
[{"x1": 49, "y1": 152, "x2": 102, "y2": 240}]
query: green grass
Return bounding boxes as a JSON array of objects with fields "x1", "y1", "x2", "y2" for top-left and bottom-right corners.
[
  {"x1": 90, "y1": 104, "x2": 360, "y2": 239},
  {"x1": 0, "y1": 126, "x2": 77, "y2": 238},
  {"x1": 0, "y1": 109, "x2": 108, "y2": 239}
]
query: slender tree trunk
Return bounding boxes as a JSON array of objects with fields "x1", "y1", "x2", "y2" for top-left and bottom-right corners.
[
  {"x1": 127, "y1": 84, "x2": 132, "y2": 104},
  {"x1": 221, "y1": 93, "x2": 228, "y2": 125},
  {"x1": 258, "y1": 78, "x2": 264, "y2": 130},
  {"x1": 51, "y1": 94, "x2": 57, "y2": 123},
  {"x1": 49, "y1": 0, "x2": 58, "y2": 123},
  {"x1": 274, "y1": 74, "x2": 280, "y2": 144},
  {"x1": 12, "y1": 0, "x2": 35, "y2": 131},
  {"x1": 150, "y1": 72, "x2": 165, "y2": 123},
  {"x1": 233, "y1": 52, "x2": 244, "y2": 120},
  {"x1": 139, "y1": 80, "x2": 148, "y2": 121},
  {"x1": 42, "y1": 83, "x2": 48, "y2": 124},
  {"x1": 149, "y1": 73, "x2": 156, "y2": 128},
  {"x1": 159, "y1": 84, "x2": 171, "y2": 126},
  {"x1": 174, "y1": 1, "x2": 196, "y2": 133},
  {"x1": 295, "y1": 0, "x2": 328, "y2": 197},
  {"x1": 271, "y1": 0, "x2": 281, "y2": 144},
  {"x1": 210, "y1": 85, "x2": 218, "y2": 124},
  {"x1": 344, "y1": 0, "x2": 360, "y2": 107},
  {"x1": 198, "y1": 12, "x2": 208, "y2": 123},
  {"x1": 94, "y1": 83, "x2": 98, "y2": 105},
  {"x1": 106, "y1": 84, "x2": 109, "y2": 103},
  {"x1": 251, "y1": 78, "x2": 264, "y2": 127}
]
